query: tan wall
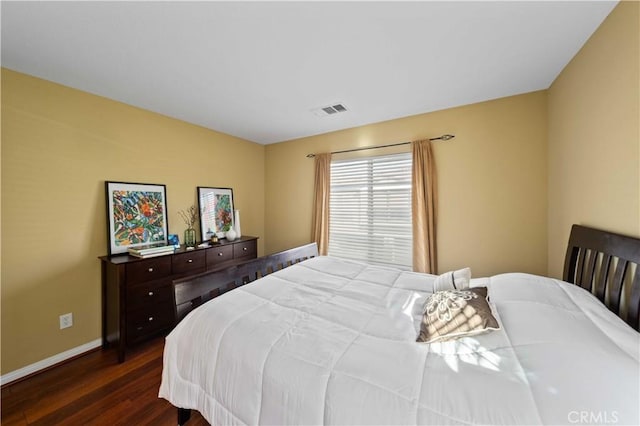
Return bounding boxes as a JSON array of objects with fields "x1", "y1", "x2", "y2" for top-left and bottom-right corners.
[
  {"x1": 547, "y1": 1, "x2": 640, "y2": 278},
  {"x1": 266, "y1": 91, "x2": 548, "y2": 278},
  {"x1": 1, "y1": 69, "x2": 265, "y2": 374}
]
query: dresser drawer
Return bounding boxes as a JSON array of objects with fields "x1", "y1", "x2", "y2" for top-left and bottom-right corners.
[
  {"x1": 172, "y1": 250, "x2": 206, "y2": 275},
  {"x1": 126, "y1": 256, "x2": 172, "y2": 284},
  {"x1": 206, "y1": 245, "x2": 234, "y2": 268},
  {"x1": 233, "y1": 240, "x2": 257, "y2": 259},
  {"x1": 126, "y1": 280, "x2": 172, "y2": 310},
  {"x1": 126, "y1": 301, "x2": 174, "y2": 344}
]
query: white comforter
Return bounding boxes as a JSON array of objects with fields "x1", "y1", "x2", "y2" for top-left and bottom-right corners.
[{"x1": 159, "y1": 256, "x2": 640, "y2": 425}]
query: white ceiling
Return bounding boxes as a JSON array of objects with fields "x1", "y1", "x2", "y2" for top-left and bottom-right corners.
[{"x1": 1, "y1": 1, "x2": 618, "y2": 145}]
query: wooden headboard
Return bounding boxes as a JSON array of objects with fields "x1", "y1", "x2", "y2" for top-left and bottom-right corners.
[
  {"x1": 172, "y1": 242, "x2": 318, "y2": 324},
  {"x1": 563, "y1": 224, "x2": 640, "y2": 331}
]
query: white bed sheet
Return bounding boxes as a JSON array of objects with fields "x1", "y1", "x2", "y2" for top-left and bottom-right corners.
[{"x1": 159, "y1": 256, "x2": 640, "y2": 425}]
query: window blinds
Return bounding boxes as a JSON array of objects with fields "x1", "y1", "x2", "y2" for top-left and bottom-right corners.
[{"x1": 328, "y1": 152, "x2": 412, "y2": 269}]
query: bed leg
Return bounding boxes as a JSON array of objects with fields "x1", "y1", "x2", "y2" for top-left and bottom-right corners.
[{"x1": 177, "y1": 407, "x2": 191, "y2": 425}]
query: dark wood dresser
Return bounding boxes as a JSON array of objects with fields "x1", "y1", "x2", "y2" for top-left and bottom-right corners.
[{"x1": 99, "y1": 236, "x2": 258, "y2": 362}]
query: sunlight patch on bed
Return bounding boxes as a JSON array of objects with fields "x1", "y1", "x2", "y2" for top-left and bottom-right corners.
[{"x1": 439, "y1": 338, "x2": 503, "y2": 373}]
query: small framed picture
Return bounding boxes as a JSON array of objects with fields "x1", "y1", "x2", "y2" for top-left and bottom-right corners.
[
  {"x1": 197, "y1": 187, "x2": 234, "y2": 239},
  {"x1": 105, "y1": 181, "x2": 169, "y2": 255}
]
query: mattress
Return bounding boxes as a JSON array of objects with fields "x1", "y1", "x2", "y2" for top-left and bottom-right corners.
[{"x1": 159, "y1": 256, "x2": 640, "y2": 425}]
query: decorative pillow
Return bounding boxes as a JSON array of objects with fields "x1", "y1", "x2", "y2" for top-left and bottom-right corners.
[
  {"x1": 433, "y1": 267, "x2": 471, "y2": 292},
  {"x1": 417, "y1": 287, "x2": 499, "y2": 343}
]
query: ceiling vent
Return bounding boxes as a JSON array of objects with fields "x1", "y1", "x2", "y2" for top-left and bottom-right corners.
[{"x1": 312, "y1": 103, "x2": 349, "y2": 117}]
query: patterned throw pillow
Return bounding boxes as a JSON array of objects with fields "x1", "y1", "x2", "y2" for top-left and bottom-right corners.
[
  {"x1": 433, "y1": 267, "x2": 471, "y2": 292},
  {"x1": 417, "y1": 287, "x2": 499, "y2": 343}
]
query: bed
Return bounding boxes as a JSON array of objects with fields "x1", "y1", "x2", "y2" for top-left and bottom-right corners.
[{"x1": 159, "y1": 225, "x2": 640, "y2": 425}]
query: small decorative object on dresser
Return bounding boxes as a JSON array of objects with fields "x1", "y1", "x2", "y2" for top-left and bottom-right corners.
[
  {"x1": 178, "y1": 205, "x2": 198, "y2": 248},
  {"x1": 168, "y1": 234, "x2": 180, "y2": 249},
  {"x1": 197, "y1": 187, "x2": 234, "y2": 239},
  {"x1": 225, "y1": 228, "x2": 237, "y2": 241},
  {"x1": 234, "y1": 209, "x2": 242, "y2": 238},
  {"x1": 104, "y1": 181, "x2": 169, "y2": 255}
]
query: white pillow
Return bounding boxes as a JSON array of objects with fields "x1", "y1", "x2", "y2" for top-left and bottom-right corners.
[{"x1": 432, "y1": 267, "x2": 471, "y2": 292}]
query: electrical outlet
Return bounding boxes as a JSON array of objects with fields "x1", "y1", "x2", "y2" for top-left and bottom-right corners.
[{"x1": 59, "y1": 313, "x2": 73, "y2": 329}]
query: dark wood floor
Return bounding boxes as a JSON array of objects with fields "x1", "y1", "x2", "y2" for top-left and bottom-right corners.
[{"x1": 1, "y1": 337, "x2": 209, "y2": 425}]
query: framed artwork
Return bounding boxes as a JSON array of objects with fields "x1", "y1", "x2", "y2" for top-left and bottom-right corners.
[
  {"x1": 105, "y1": 181, "x2": 169, "y2": 255},
  {"x1": 197, "y1": 187, "x2": 234, "y2": 239}
]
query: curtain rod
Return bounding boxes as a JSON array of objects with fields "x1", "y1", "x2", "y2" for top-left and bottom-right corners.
[{"x1": 305, "y1": 134, "x2": 454, "y2": 158}]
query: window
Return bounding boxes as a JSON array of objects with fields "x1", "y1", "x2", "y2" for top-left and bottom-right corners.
[{"x1": 328, "y1": 152, "x2": 412, "y2": 269}]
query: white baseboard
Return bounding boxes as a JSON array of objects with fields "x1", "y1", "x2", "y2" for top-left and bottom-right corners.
[{"x1": 1, "y1": 338, "x2": 102, "y2": 386}]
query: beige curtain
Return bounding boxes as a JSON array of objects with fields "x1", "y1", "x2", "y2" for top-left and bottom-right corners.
[
  {"x1": 412, "y1": 140, "x2": 438, "y2": 273},
  {"x1": 311, "y1": 153, "x2": 331, "y2": 255}
]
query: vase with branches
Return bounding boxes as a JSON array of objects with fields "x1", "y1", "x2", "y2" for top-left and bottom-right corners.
[{"x1": 178, "y1": 205, "x2": 198, "y2": 247}]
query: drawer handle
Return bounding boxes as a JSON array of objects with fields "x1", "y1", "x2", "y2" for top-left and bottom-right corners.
[
  {"x1": 187, "y1": 259, "x2": 193, "y2": 263},
  {"x1": 148, "y1": 291, "x2": 154, "y2": 296},
  {"x1": 243, "y1": 247, "x2": 247, "y2": 251},
  {"x1": 218, "y1": 252, "x2": 223, "y2": 256},
  {"x1": 148, "y1": 267, "x2": 154, "y2": 272},
  {"x1": 148, "y1": 317, "x2": 154, "y2": 322}
]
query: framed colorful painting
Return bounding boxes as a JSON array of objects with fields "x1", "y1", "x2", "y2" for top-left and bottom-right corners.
[
  {"x1": 105, "y1": 181, "x2": 169, "y2": 255},
  {"x1": 197, "y1": 187, "x2": 234, "y2": 240}
]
